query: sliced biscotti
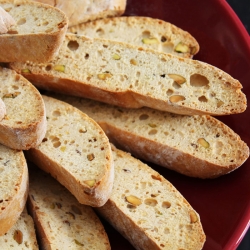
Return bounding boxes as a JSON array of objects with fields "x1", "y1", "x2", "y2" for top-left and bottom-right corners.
[
  {"x1": 0, "y1": 67, "x2": 46, "y2": 150},
  {"x1": 33, "y1": 0, "x2": 126, "y2": 27},
  {"x1": 96, "y1": 145, "x2": 206, "y2": 250},
  {"x1": 0, "y1": 144, "x2": 28, "y2": 236},
  {"x1": 27, "y1": 165, "x2": 111, "y2": 250},
  {"x1": 0, "y1": 97, "x2": 6, "y2": 120},
  {"x1": 0, "y1": 207, "x2": 38, "y2": 249},
  {"x1": 68, "y1": 16, "x2": 199, "y2": 58},
  {"x1": 10, "y1": 34, "x2": 246, "y2": 116},
  {"x1": 25, "y1": 95, "x2": 113, "y2": 207},
  {"x1": 54, "y1": 95, "x2": 249, "y2": 179},
  {"x1": 0, "y1": 0, "x2": 68, "y2": 62}
]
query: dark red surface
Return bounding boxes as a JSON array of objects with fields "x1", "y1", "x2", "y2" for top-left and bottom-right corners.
[{"x1": 101, "y1": 0, "x2": 250, "y2": 249}]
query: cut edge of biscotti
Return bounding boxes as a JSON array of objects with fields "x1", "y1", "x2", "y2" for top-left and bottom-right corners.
[
  {"x1": 0, "y1": 67, "x2": 47, "y2": 150},
  {"x1": 25, "y1": 95, "x2": 114, "y2": 207},
  {"x1": 0, "y1": 144, "x2": 29, "y2": 236},
  {"x1": 53, "y1": 94, "x2": 250, "y2": 179},
  {"x1": 0, "y1": 207, "x2": 39, "y2": 249},
  {"x1": 0, "y1": 0, "x2": 68, "y2": 62},
  {"x1": 95, "y1": 145, "x2": 206, "y2": 250},
  {"x1": 27, "y1": 164, "x2": 111, "y2": 249},
  {"x1": 68, "y1": 16, "x2": 200, "y2": 58},
  {"x1": 9, "y1": 34, "x2": 247, "y2": 116},
  {"x1": 0, "y1": 97, "x2": 6, "y2": 121}
]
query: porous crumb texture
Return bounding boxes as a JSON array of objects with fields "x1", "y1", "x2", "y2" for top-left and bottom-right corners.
[
  {"x1": 0, "y1": 0, "x2": 66, "y2": 34},
  {"x1": 68, "y1": 16, "x2": 199, "y2": 58},
  {"x1": 55, "y1": 95, "x2": 249, "y2": 178},
  {"x1": 96, "y1": 146, "x2": 206, "y2": 250},
  {"x1": 33, "y1": 0, "x2": 126, "y2": 27},
  {"x1": 27, "y1": 95, "x2": 113, "y2": 206},
  {"x1": 11, "y1": 34, "x2": 246, "y2": 115},
  {"x1": 28, "y1": 167, "x2": 111, "y2": 250},
  {"x1": 0, "y1": 208, "x2": 39, "y2": 249}
]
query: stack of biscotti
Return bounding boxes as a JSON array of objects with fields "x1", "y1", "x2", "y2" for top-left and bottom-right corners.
[
  {"x1": 68, "y1": 16, "x2": 200, "y2": 58},
  {"x1": 0, "y1": 0, "x2": 68, "y2": 62}
]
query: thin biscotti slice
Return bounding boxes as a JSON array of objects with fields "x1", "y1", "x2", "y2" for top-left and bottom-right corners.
[
  {"x1": 68, "y1": 16, "x2": 199, "y2": 58},
  {"x1": 95, "y1": 145, "x2": 206, "y2": 250},
  {"x1": 55, "y1": 95, "x2": 249, "y2": 179},
  {"x1": 0, "y1": 207, "x2": 39, "y2": 249},
  {"x1": 25, "y1": 95, "x2": 113, "y2": 207},
  {"x1": 0, "y1": 97, "x2": 6, "y2": 120},
  {"x1": 0, "y1": 144, "x2": 28, "y2": 236},
  {"x1": 0, "y1": 0, "x2": 68, "y2": 62},
  {"x1": 0, "y1": 67, "x2": 46, "y2": 150},
  {"x1": 10, "y1": 34, "x2": 246, "y2": 116},
  {"x1": 33, "y1": 0, "x2": 126, "y2": 27},
  {"x1": 27, "y1": 165, "x2": 111, "y2": 250}
]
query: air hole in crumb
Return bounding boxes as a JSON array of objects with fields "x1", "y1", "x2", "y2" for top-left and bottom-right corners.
[
  {"x1": 148, "y1": 129, "x2": 157, "y2": 135},
  {"x1": 190, "y1": 74, "x2": 209, "y2": 87},
  {"x1": 85, "y1": 53, "x2": 89, "y2": 59},
  {"x1": 43, "y1": 21, "x2": 49, "y2": 26},
  {"x1": 144, "y1": 198, "x2": 158, "y2": 207},
  {"x1": 161, "y1": 36, "x2": 167, "y2": 42},
  {"x1": 172, "y1": 82, "x2": 181, "y2": 89},
  {"x1": 79, "y1": 128, "x2": 87, "y2": 133},
  {"x1": 96, "y1": 28, "x2": 104, "y2": 35},
  {"x1": 162, "y1": 201, "x2": 171, "y2": 208},
  {"x1": 164, "y1": 227, "x2": 170, "y2": 234},
  {"x1": 198, "y1": 96, "x2": 208, "y2": 102},
  {"x1": 139, "y1": 114, "x2": 149, "y2": 120},
  {"x1": 53, "y1": 141, "x2": 61, "y2": 148},
  {"x1": 52, "y1": 110, "x2": 61, "y2": 117},
  {"x1": 142, "y1": 30, "x2": 151, "y2": 38},
  {"x1": 17, "y1": 18, "x2": 26, "y2": 25},
  {"x1": 166, "y1": 89, "x2": 174, "y2": 96},
  {"x1": 45, "y1": 65, "x2": 52, "y2": 71},
  {"x1": 151, "y1": 175, "x2": 162, "y2": 181},
  {"x1": 67, "y1": 40, "x2": 79, "y2": 51}
]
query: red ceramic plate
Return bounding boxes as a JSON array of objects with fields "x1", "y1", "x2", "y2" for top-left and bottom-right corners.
[{"x1": 100, "y1": 0, "x2": 250, "y2": 249}]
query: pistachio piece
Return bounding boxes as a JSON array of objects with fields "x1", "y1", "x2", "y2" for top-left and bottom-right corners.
[
  {"x1": 53, "y1": 65, "x2": 65, "y2": 72},
  {"x1": 168, "y1": 74, "x2": 186, "y2": 85},
  {"x1": 84, "y1": 179, "x2": 96, "y2": 187},
  {"x1": 125, "y1": 195, "x2": 142, "y2": 206},
  {"x1": 97, "y1": 72, "x2": 112, "y2": 80},
  {"x1": 142, "y1": 37, "x2": 158, "y2": 44},
  {"x1": 13, "y1": 230, "x2": 23, "y2": 244},
  {"x1": 197, "y1": 138, "x2": 210, "y2": 148},
  {"x1": 21, "y1": 69, "x2": 31, "y2": 73},
  {"x1": 174, "y1": 42, "x2": 190, "y2": 53},
  {"x1": 112, "y1": 53, "x2": 121, "y2": 60},
  {"x1": 169, "y1": 95, "x2": 186, "y2": 103}
]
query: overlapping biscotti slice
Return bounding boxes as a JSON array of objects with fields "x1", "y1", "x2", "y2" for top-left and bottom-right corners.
[
  {"x1": 0, "y1": 67, "x2": 46, "y2": 150},
  {"x1": 25, "y1": 95, "x2": 113, "y2": 207},
  {"x1": 0, "y1": 144, "x2": 28, "y2": 236},
  {"x1": 27, "y1": 165, "x2": 111, "y2": 250},
  {"x1": 0, "y1": 97, "x2": 6, "y2": 120},
  {"x1": 68, "y1": 16, "x2": 199, "y2": 58},
  {"x1": 95, "y1": 145, "x2": 206, "y2": 250},
  {"x1": 33, "y1": 0, "x2": 126, "y2": 27},
  {"x1": 10, "y1": 34, "x2": 246, "y2": 116},
  {"x1": 0, "y1": 207, "x2": 38, "y2": 249},
  {"x1": 0, "y1": 0, "x2": 68, "y2": 62},
  {"x1": 49, "y1": 95, "x2": 250, "y2": 178}
]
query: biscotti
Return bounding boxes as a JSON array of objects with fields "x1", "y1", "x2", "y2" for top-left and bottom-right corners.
[
  {"x1": 0, "y1": 0, "x2": 68, "y2": 62},
  {"x1": 25, "y1": 95, "x2": 113, "y2": 207},
  {"x1": 0, "y1": 207, "x2": 39, "y2": 249},
  {"x1": 27, "y1": 165, "x2": 111, "y2": 250},
  {"x1": 10, "y1": 34, "x2": 246, "y2": 116},
  {"x1": 95, "y1": 145, "x2": 206, "y2": 250},
  {"x1": 0, "y1": 97, "x2": 6, "y2": 120},
  {"x1": 54, "y1": 95, "x2": 249, "y2": 178},
  {"x1": 33, "y1": 0, "x2": 126, "y2": 27},
  {"x1": 0, "y1": 143, "x2": 28, "y2": 236},
  {"x1": 68, "y1": 16, "x2": 199, "y2": 58},
  {"x1": 0, "y1": 67, "x2": 46, "y2": 150}
]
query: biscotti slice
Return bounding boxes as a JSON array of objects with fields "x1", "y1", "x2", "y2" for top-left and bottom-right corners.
[
  {"x1": 55, "y1": 95, "x2": 249, "y2": 179},
  {"x1": 68, "y1": 16, "x2": 199, "y2": 58},
  {"x1": 27, "y1": 165, "x2": 111, "y2": 250},
  {"x1": 0, "y1": 97, "x2": 6, "y2": 120},
  {"x1": 0, "y1": 143, "x2": 28, "y2": 236},
  {"x1": 10, "y1": 34, "x2": 246, "y2": 116},
  {"x1": 0, "y1": 67, "x2": 46, "y2": 150},
  {"x1": 33, "y1": 0, "x2": 126, "y2": 27},
  {"x1": 95, "y1": 145, "x2": 206, "y2": 250},
  {"x1": 0, "y1": 0, "x2": 68, "y2": 62},
  {"x1": 25, "y1": 95, "x2": 113, "y2": 207},
  {"x1": 0, "y1": 207, "x2": 38, "y2": 249}
]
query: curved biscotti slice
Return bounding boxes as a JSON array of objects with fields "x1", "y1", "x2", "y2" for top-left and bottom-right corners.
[
  {"x1": 27, "y1": 166, "x2": 111, "y2": 250},
  {"x1": 68, "y1": 16, "x2": 199, "y2": 58},
  {"x1": 10, "y1": 34, "x2": 246, "y2": 116},
  {"x1": 0, "y1": 67, "x2": 46, "y2": 150},
  {"x1": 96, "y1": 145, "x2": 206, "y2": 250},
  {"x1": 0, "y1": 0, "x2": 68, "y2": 62},
  {"x1": 0, "y1": 207, "x2": 38, "y2": 249},
  {"x1": 56, "y1": 95, "x2": 249, "y2": 179},
  {"x1": 33, "y1": 0, "x2": 126, "y2": 27},
  {"x1": 0, "y1": 144, "x2": 28, "y2": 236},
  {"x1": 25, "y1": 95, "x2": 113, "y2": 207},
  {"x1": 0, "y1": 97, "x2": 6, "y2": 120}
]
